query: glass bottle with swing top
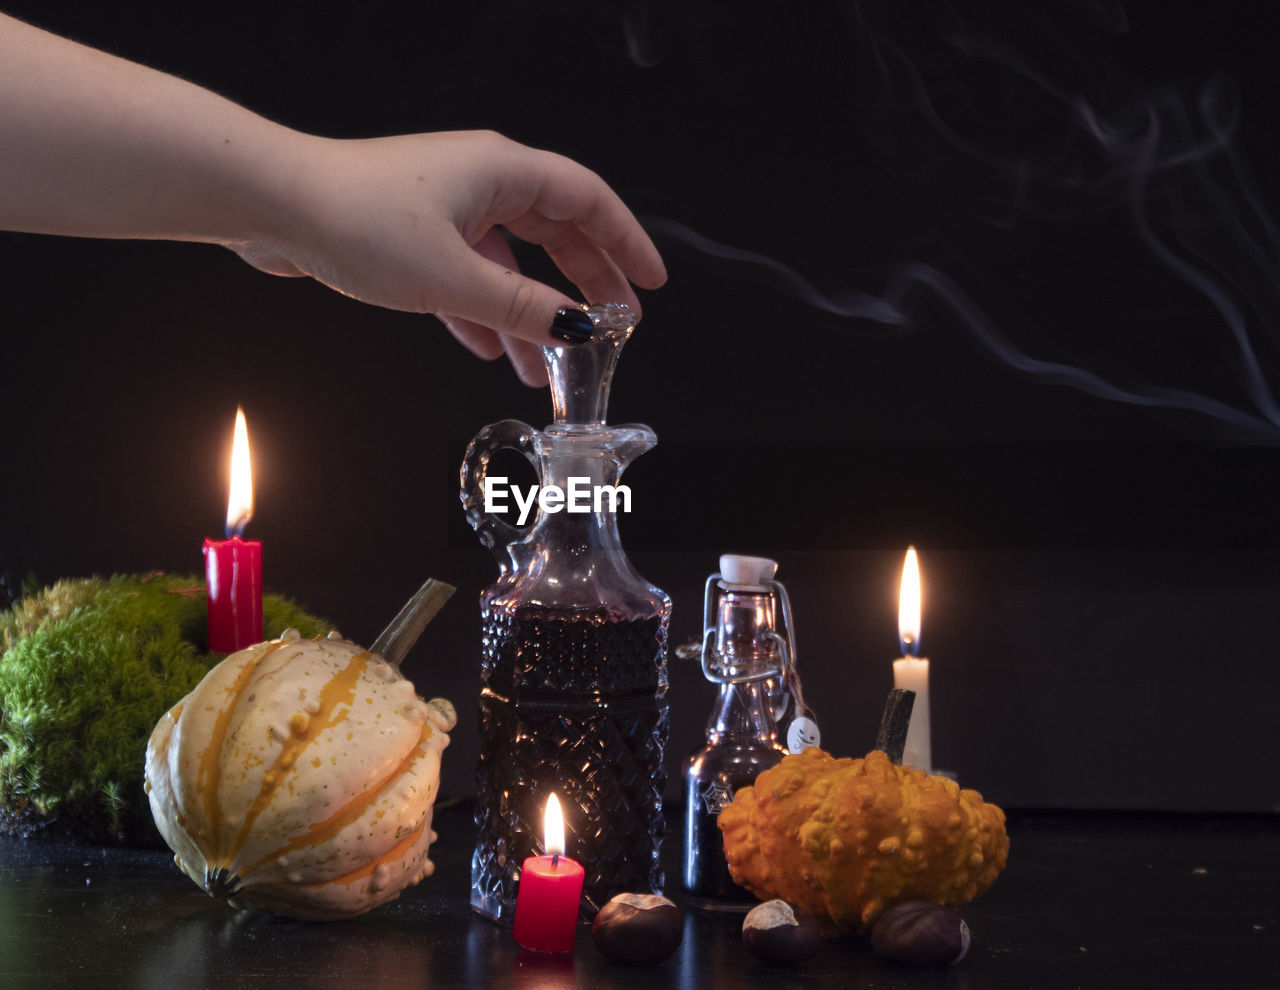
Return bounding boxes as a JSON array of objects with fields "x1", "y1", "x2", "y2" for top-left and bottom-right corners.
[{"x1": 681, "y1": 554, "x2": 820, "y2": 909}]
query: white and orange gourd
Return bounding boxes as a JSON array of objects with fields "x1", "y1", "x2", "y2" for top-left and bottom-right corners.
[{"x1": 144, "y1": 629, "x2": 456, "y2": 920}]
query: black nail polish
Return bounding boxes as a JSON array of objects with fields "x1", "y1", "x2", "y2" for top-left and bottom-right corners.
[{"x1": 550, "y1": 307, "x2": 595, "y2": 344}]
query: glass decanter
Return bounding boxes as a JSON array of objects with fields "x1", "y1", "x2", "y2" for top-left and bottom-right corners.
[{"x1": 460, "y1": 303, "x2": 671, "y2": 924}]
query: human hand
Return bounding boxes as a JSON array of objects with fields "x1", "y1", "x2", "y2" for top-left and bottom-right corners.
[
  {"x1": 0, "y1": 13, "x2": 661, "y2": 384},
  {"x1": 232, "y1": 130, "x2": 667, "y2": 385}
]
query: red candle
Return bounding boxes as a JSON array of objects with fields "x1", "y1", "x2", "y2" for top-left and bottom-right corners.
[
  {"x1": 512, "y1": 794, "x2": 585, "y2": 953},
  {"x1": 204, "y1": 407, "x2": 262, "y2": 652}
]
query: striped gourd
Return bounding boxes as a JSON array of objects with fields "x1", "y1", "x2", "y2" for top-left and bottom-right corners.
[{"x1": 144, "y1": 629, "x2": 456, "y2": 920}]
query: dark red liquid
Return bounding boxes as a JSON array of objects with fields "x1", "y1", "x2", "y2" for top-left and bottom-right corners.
[
  {"x1": 471, "y1": 602, "x2": 669, "y2": 922},
  {"x1": 682, "y1": 742, "x2": 784, "y2": 907}
]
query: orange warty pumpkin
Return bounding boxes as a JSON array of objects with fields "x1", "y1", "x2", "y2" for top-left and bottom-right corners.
[
  {"x1": 719, "y1": 748, "x2": 1008, "y2": 933},
  {"x1": 144, "y1": 630, "x2": 456, "y2": 920}
]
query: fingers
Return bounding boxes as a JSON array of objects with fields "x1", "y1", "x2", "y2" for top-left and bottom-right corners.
[
  {"x1": 497, "y1": 332, "x2": 550, "y2": 387},
  {"x1": 441, "y1": 144, "x2": 663, "y2": 347},
  {"x1": 519, "y1": 149, "x2": 668, "y2": 291},
  {"x1": 470, "y1": 225, "x2": 519, "y2": 271},
  {"x1": 434, "y1": 236, "x2": 580, "y2": 347},
  {"x1": 445, "y1": 227, "x2": 549, "y2": 385},
  {"x1": 473, "y1": 203, "x2": 642, "y2": 319},
  {"x1": 439, "y1": 314, "x2": 548, "y2": 387},
  {"x1": 438, "y1": 314, "x2": 506, "y2": 361},
  {"x1": 502, "y1": 210, "x2": 641, "y2": 318},
  {"x1": 481, "y1": 142, "x2": 667, "y2": 295}
]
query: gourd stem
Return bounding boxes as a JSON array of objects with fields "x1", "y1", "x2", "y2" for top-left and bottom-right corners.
[
  {"x1": 371, "y1": 578, "x2": 456, "y2": 668},
  {"x1": 874, "y1": 688, "x2": 916, "y2": 765}
]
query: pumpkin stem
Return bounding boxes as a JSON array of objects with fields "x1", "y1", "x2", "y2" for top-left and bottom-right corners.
[
  {"x1": 874, "y1": 688, "x2": 916, "y2": 765},
  {"x1": 205, "y1": 867, "x2": 243, "y2": 899},
  {"x1": 370, "y1": 578, "x2": 456, "y2": 668}
]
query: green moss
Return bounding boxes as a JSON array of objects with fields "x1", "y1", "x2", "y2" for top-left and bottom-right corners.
[{"x1": 0, "y1": 573, "x2": 332, "y2": 844}]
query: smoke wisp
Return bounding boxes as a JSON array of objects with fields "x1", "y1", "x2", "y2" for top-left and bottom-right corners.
[{"x1": 643, "y1": 1, "x2": 1280, "y2": 444}]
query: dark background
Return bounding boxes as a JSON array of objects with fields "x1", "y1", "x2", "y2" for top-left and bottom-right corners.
[{"x1": 2, "y1": 0, "x2": 1278, "y2": 812}]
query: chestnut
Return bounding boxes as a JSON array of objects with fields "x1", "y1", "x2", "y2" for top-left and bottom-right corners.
[
  {"x1": 591, "y1": 893, "x2": 683, "y2": 965},
  {"x1": 741, "y1": 900, "x2": 823, "y2": 965},
  {"x1": 870, "y1": 901, "x2": 970, "y2": 967}
]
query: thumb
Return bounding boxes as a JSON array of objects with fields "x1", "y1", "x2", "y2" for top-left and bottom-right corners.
[{"x1": 436, "y1": 238, "x2": 595, "y2": 347}]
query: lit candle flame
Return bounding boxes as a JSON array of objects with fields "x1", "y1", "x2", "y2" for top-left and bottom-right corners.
[
  {"x1": 898, "y1": 546, "x2": 921, "y2": 656},
  {"x1": 226, "y1": 406, "x2": 254, "y2": 538},
  {"x1": 544, "y1": 793, "x2": 565, "y2": 862}
]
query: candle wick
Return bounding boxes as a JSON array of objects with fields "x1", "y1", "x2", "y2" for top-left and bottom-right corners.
[{"x1": 550, "y1": 853, "x2": 559, "y2": 869}]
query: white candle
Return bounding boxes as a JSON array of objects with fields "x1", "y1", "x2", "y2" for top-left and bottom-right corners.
[{"x1": 893, "y1": 547, "x2": 932, "y2": 773}]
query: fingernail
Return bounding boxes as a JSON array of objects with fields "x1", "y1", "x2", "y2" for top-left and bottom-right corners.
[{"x1": 550, "y1": 307, "x2": 595, "y2": 344}]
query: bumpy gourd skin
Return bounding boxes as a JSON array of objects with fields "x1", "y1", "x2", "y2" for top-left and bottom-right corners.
[{"x1": 719, "y1": 748, "x2": 1009, "y2": 934}]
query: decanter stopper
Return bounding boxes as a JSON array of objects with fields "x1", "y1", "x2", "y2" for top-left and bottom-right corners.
[{"x1": 543, "y1": 303, "x2": 637, "y2": 426}]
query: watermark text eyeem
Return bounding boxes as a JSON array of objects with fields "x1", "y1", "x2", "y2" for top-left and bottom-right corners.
[{"x1": 483, "y1": 477, "x2": 632, "y2": 526}]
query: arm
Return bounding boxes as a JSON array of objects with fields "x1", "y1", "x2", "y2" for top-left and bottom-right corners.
[
  {"x1": 0, "y1": 13, "x2": 666, "y2": 384},
  {"x1": 0, "y1": 12, "x2": 296, "y2": 244}
]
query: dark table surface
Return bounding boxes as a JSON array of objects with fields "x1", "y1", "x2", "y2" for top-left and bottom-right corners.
[{"x1": 1, "y1": 802, "x2": 1277, "y2": 989}]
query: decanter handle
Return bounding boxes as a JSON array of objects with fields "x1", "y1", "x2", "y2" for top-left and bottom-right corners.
[{"x1": 460, "y1": 419, "x2": 540, "y2": 572}]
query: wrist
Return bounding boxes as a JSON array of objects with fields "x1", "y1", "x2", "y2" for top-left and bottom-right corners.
[{"x1": 210, "y1": 125, "x2": 328, "y2": 250}]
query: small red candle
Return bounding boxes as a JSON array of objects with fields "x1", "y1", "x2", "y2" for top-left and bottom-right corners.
[
  {"x1": 204, "y1": 407, "x2": 262, "y2": 652},
  {"x1": 512, "y1": 794, "x2": 585, "y2": 953}
]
